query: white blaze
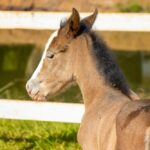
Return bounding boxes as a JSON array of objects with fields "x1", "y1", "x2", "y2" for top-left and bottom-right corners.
[{"x1": 31, "y1": 30, "x2": 58, "y2": 80}]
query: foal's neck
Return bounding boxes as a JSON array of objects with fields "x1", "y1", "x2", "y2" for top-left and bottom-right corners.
[{"x1": 73, "y1": 34, "x2": 123, "y2": 108}]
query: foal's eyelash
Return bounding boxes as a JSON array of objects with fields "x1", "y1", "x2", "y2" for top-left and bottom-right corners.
[
  {"x1": 46, "y1": 46, "x2": 68, "y2": 59},
  {"x1": 46, "y1": 51, "x2": 55, "y2": 59}
]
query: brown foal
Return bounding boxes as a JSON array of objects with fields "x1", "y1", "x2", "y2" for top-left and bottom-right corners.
[{"x1": 26, "y1": 8, "x2": 150, "y2": 150}]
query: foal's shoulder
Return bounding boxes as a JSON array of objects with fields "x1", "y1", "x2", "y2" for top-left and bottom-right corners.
[
  {"x1": 119, "y1": 100, "x2": 150, "y2": 115},
  {"x1": 116, "y1": 100, "x2": 150, "y2": 129}
]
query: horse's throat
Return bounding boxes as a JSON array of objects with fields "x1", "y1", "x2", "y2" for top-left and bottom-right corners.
[{"x1": 76, "y1": 63, "x2": 109, "y2": 107}]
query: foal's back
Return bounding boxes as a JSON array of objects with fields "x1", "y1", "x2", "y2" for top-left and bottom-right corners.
[{"x1": 116, "y1": 100, "x2": 150, "y2": 150}]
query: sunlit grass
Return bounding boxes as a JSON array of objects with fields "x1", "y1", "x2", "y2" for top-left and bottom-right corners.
[
  {"x1": 116, "y1": 3, "x2": 143, "y2": 12},
  {"x1": 0, "y1": 119, "x2": 81, "y2": 150}
]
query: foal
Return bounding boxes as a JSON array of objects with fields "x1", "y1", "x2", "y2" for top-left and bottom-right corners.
[{"x1": 26, "y1": 8, "x2": 150, "y2": 150}]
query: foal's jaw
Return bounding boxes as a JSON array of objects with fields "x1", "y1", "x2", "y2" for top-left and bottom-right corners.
[{"x1": 26, "y1": 76, "x2": 73, "y2": 101}]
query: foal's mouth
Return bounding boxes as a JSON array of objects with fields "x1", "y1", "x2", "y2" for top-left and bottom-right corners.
[
  {"x1": 32, "y1": 93, "x2": 48, "y2": 101},
  {"x1": 28, "y1": 90, "x2": 48, "y2": 101},
  {"x1": 26, "y1": 81, "x2": 48, "y2": 101}
]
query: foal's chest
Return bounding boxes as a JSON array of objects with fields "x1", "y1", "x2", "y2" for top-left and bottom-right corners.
[{"x1": 78, "y1": 100, "x2": 125, "y2": 150}]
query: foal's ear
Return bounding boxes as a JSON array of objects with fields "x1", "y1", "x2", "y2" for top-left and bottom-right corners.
[
  {"x1": 66, "y1": 8, "x2": 80, "y2": 36},
  {"x1": 81, "y1": 8, "x2": 98, "y2": 29}
]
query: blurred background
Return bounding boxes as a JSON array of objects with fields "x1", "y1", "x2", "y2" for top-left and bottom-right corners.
[
  {"x1": 0, "y1": 0, "x2": 150, "y2": 149},
  {"x1": 0, "y1": 0, "x2": 150, "y2": 12}
]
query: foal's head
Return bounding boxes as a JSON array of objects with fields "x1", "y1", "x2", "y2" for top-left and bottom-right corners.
[{"x1": 26, "y1": 8, "x2": 98, "y2": 100}]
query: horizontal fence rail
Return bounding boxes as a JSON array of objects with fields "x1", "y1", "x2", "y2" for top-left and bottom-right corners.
[
  {"x1": 0, "y1": 11, "x2": 150, "y2": 32},
  {"x1": 0, "y1": 100, "x2": 84, "y2": 123}
]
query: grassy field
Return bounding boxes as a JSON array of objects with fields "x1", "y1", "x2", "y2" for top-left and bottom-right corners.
[{"x1": 0, "y1": 119, "x2": 81, "y2": 150}]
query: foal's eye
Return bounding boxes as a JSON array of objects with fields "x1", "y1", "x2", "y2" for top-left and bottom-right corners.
[{"x1": 47, "y1": 52, "x2": 54, "y2": 59}]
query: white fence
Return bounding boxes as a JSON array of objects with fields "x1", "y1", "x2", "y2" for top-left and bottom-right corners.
[
  {"x1": 0, "y1": 11, "x2": 150, "y2": 32},
  {"x1": 0, "y1": 100, "x2": 84, "y2": 123},
  {"x1": 0, "y1": 11, "x2": 150, "y2": 123}
]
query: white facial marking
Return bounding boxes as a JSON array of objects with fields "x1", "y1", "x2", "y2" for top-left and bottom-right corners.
[{"x1": 31, "y1": 30, "x2": 58, "y2": 80}]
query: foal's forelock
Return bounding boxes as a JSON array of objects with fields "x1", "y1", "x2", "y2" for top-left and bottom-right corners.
[{"x1": 30, "y1": 31, "x2": 58, "y2": 80}]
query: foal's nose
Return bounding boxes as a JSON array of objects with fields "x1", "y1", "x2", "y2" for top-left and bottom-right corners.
[{"x1": 26, "y1": 79, "x2": 40, "y2": 96}]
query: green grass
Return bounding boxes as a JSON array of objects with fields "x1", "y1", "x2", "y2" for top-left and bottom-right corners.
[
  {"x1": 0, "y1": 119, "x2": 81, "y2": 150},
  {"x1": 116, "y1": 3, "x2": 143, "y2": 12}
]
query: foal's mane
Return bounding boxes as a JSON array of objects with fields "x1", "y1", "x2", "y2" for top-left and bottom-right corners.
[
  {"x1": 60, "y1": 19, "x2": 131, "y2": 98},
  {"x1": 89, "y1": 31, "x2": 130, "y2": 98}
]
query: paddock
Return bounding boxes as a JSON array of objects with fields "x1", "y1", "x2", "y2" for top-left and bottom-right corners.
[{"x1": 0, "y1": 11, "x2": 150, "y2": 124}]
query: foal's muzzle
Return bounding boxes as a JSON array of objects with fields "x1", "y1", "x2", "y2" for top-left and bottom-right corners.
[{"x1": 26, "y1": 79, "x2": 46, "y2": 101}]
